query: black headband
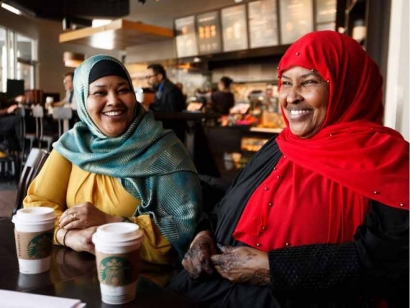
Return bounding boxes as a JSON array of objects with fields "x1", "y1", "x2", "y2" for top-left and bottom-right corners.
[{"x1": 88, "y1": 60, "x2": 131, "y2": 86}]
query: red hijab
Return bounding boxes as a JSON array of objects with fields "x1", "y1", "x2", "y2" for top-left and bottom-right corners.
[
  {"x1": 233, "y1": 31, "x2": 408, "y2": 251},
  {"x1": 276, "y1": 31, "x2": 408, "y2": 209}
]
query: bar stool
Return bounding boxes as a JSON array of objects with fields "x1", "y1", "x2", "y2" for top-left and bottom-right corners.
[
  {"x1": 52, "y1": 107, "x2": 72, "y2": 137},
  {"x1": 25, "y1": 105, "x2": 40, "y2": 153},
  {"x1": 25, "y1": 105, "x2": 54, "y2": 152}
]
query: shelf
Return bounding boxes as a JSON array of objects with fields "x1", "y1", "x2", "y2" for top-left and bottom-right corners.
[
  {"x1": 249, "y1": 127, "x2": 283, "y2": 134},
  {"x1": 176, "y1": 44, "x2": 291, "y2": 68},
  {"x1": 59, "y1": 19, "x2": 174, "y2": 50}
]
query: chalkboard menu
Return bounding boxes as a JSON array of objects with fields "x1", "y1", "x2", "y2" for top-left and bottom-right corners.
[
  {"x1": 316, "y1": 0, "x2": 337, "y2": 24},
  {"x1": 175, "y1": 16, "x2": 198, "y2": 58},
  {"x1": 197, "y1": 11, "x2": 222, "y2": 54},
  {"x1": 248, "y1": 0, "x2": 279, "y2": 48},
  {"x1": 279, "y1": 0, "x2": 314, "y2": 44},
  {"x1": 221, "y1": 5, "x2": 248, "y2": 52}
]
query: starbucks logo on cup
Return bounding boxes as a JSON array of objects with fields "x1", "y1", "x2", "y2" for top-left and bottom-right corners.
[
  {"x1": 27, "y1": 233, "x2": 53, "y2": 259},
  {"x1": 99, "y1": 257, "x2": 133, "y2": 286}
]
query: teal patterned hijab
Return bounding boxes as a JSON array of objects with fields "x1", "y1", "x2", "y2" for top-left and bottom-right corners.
[{"x1": 53, "y1": 55, "x2": 201, "y2": 258}]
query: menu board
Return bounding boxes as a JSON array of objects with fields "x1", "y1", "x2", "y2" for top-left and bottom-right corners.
[
  {"x1": 248, "y1": 0, "x2": 279, "y2": 48},
  {"x1": 316, "y1": 22, "x2": 335, "y2": 31},
  {"x1": 175, "y1": 16, "x2": 198, "y2": 58},
  {"x1": 316, "y1": 0, "x2": 337, "y2": 24},
  {"x1": 279, "y1": 0, "x2": 314, "y2": 44},
  {"x1": 221, "y1": 5, "x2": 248, "y2": 52},
  {"x1": 197, "y1": 11, "x2": 222, "y2": 54}
]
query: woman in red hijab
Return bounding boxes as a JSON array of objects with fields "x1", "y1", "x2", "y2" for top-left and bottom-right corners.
[{"x1": 168, "y1": 31, "x2": 409, "y2": 307}]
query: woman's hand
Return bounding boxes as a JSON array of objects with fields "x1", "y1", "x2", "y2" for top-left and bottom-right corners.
[
  {"x1": 182, "y1": 230, "x2": 218, "y2": 279},
  {"x1": 210, "y1": 245, "x2": 271, "y2": 286},
  {"x1": 63, "y1": 227, "x2": 98, "y2": 254},
  {"x1": 59, "y1": 202, "x2": 121, "y2": 230}
]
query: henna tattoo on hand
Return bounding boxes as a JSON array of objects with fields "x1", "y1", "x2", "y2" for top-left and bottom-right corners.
[
  {"x1": 185, "y1": 237, "x2": 213, "y2": 261},
  {"x1": 213, "y1": 250, "x2": 255, "y2": 271},
  {"x1": 212, "y1": 248, "x2": 271, "y2": 286},
  {"x1": 183, "y1": 234, "x2": 216, "y2": 278}
]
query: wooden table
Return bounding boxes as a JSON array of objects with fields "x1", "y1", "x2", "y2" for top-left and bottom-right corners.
[{"x1": 0, "y1": 218, "x2": 192, "y2": 307}]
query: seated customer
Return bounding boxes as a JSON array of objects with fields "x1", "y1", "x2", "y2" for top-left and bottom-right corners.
[
  {"x1": 24, "y1": 55, "x2": 202, "y2": 265},
  {"x1": 0, "y1": 104, "x2": 18, "y2": 117},
  {"x1": 0, "y1": 104, "x2": 19, "y2": 157},
  {"x1": 168, "y1": 31, "x2": 409, "y2": 306},
  {"x1": 50, "y1": 72, "x2": 80, "y2": 126},
  {"x1": 50, "y1": 72, "x2": 76, "y2": 110}
]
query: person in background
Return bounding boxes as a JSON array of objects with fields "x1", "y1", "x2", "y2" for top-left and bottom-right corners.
[
  {"x1": 0, "y1": 104, "x2": 18, "y2": 117},
  {"x1": 24, "y1": 55, "x2": 202, "y2": 266},
  {"x1": 51, "y1": 72, "x2": 77, "y2": 110},
  {"x1": 176, "y1": 82, "x2": 188, "y2": 103},
  {"x1": 0, "y1": 104, "x2": 19, "y2": 157},
  {"x1": 146, "y1": 64, "x2": 186, "y2": 112},
  {"x1": 211, "y1": 76, "x2": 235, "y2": 115},
  {"x1": 263, "y1": 84, "x2": 279, "y2": 113},
  {"x1": 48, "y1": 71, "x2": 79, "y2": 127},
  {"x1": 168, "y1": 31, "x2": 409, "y2": 307}
]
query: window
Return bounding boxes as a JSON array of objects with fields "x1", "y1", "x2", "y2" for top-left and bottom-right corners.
[
  {"x1": 0, "y1": 27, "x2": 36, "y2": 93},
  {"x1": 0, "y1": 27, "x2": 6, "y2": 93},
  {"x1": 16, "y1": 33, "x2": 35, "y2": 90}
]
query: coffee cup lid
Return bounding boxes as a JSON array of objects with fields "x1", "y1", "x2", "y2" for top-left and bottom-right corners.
[
  {"x1": 12, "y1": 207, "x2": 56, "y2": 224},
  {"x1": 93, "y1": 222, "x2": 143, "y2": 244}
]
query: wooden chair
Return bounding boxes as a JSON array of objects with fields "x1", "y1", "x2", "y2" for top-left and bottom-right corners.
[{"x1": 12, "y1": 148, "x2": 49, "y2": 216}]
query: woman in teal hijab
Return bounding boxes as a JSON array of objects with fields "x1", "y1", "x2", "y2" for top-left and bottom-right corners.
[{"x1": 24, "y1": 55, "x2": 201, "y2": 264}]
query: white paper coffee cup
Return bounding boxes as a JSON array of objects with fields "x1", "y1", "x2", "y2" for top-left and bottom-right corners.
[
  {"x1": 92, "y1": 222, "x2": 144, "y2": 305},
  {"x1": 12, "y1": 207, "x2": 57, "y2": 274}
]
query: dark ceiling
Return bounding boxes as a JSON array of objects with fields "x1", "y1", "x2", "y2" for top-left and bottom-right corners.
[
  {"x1": 3, "y1": 0, "x2": 246, "y2": 31},
  {"x1": 4, "y1": 0, "x2": 130, "y2": 24}
]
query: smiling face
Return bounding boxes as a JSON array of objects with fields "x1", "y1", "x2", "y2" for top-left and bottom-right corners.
[
  {"x1": 279, "y1": 66, "x2": 329, "y2": 138},
  {"x1": 87, "y1": 75, "x2": 136, "y2": 137}
]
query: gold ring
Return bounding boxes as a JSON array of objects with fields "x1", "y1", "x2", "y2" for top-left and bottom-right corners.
[{"x1": 71, "y1": 213, "x2": 76, "y2": 220}]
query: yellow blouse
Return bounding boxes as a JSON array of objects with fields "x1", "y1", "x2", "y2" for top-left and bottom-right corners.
[{"x1": 23, "y1": 150, "x2": 173, "y2": 265}]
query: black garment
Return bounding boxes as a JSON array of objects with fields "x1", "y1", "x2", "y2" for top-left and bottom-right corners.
[
  {"x1": 0, "y1": 115, "x2": 21, "y2": 152},
  {"x1": 168, "y1": 137, "x2": 409, "y2": 307},
  {"x1": 150, "y1": 79, "x2": 186, "y2": 143},
  {"x1": 150, "y1": 79, "x2": 186, "y2": 112},
  {"x1": 88, "y1": 60, "x2": 130, "y2": 85},
  {"x1": 0, "y1": 115, "x2": 19, "y2": 133},
  {"x1": 68, "y1": 90, "x2": 74, "y2": 103},
  {"x1": 211, "y1": 91, "x2": 234, "y2": 115}
]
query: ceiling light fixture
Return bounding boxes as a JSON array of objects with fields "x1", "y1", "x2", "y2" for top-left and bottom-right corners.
[{"x1": 1, "y1": 2, "x2": 21, "y2": 15}]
